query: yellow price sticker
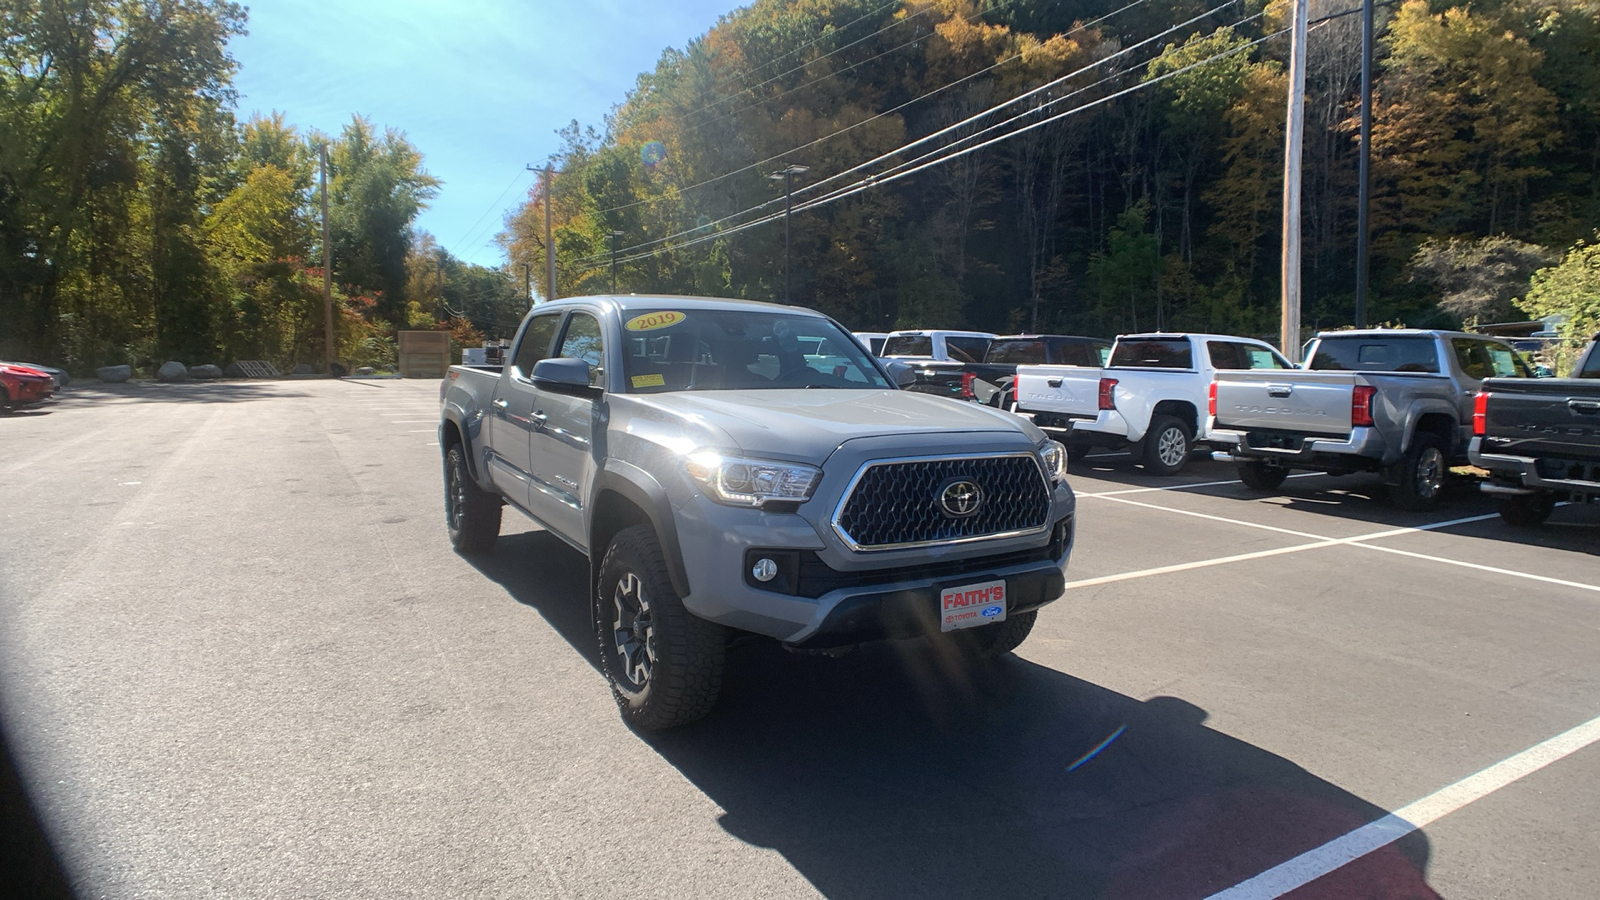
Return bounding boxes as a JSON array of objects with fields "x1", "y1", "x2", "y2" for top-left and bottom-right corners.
[
  {"x1": 630, "y1": 373, "x2": 666, "y2": 388},
  {"x1": 624, "y1": 310, "x2": 685, "y2": 332}
]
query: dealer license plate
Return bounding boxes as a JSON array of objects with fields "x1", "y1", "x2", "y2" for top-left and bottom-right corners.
[{"x1": 939, "y1": 579, "x2": 1007, "y2": 632}]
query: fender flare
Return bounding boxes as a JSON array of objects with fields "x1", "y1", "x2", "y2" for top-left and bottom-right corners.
[
  {"x1": 1395, "y1": 400, "x2": 1460, "y2": 465},
  {"x1": 590, "y1": 461, "x2": 691, "y2": 598},
  {"x1": 440, "y1": 404, "x2": 494, "y2": 491}
]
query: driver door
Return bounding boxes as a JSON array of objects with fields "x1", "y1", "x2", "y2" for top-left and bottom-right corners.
[{"x1": 528, "y1": 310, "x2": 606, "y2": 547}]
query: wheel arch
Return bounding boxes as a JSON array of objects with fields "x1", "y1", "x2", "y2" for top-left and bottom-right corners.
[
  {"x1": 589, "y1": 463, "x2": 691, "y2": 598},
  {"x1": 1151, "y1": 399, "x2": 1198, "y2": 435}
]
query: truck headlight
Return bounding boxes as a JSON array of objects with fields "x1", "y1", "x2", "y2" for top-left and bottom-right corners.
[
  {"x1": 685, "y1": 450, "x2": 821, "y2": 509},
  {"x1": 1038, "y1": 440, "x2": 1068, "y2": 483}
]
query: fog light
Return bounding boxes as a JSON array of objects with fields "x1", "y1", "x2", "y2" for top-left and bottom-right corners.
[{"x1": 751, "y1": 558, "x2": 779, "y2": 583}]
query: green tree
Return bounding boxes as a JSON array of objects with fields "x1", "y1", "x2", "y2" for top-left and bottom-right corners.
[{"x1": 1519, "y1": 234, "x2": 1600, "y2": 364}]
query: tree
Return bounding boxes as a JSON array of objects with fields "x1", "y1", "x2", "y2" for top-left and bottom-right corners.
[
  {"x1": 1519, "y1": 234, "x2": 1600, "y2": 361},
  {"x1": 1409, "y1": 235, "x2": 1556, "y2": 323}
]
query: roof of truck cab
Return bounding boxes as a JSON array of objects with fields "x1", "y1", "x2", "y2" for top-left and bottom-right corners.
[
  {"x1": 1311, "y1": 329, "x2": 1497, "y2": 341},
  {"x1": 537, "y1": 294, "x2": 830, "y2": 316},
  {"x1": 1116, "y1": 332, "x2": 1279, "y2": 344}
]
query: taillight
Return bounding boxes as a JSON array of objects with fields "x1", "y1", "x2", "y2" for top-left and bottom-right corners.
[
  {"x1": 1473, "y1": 391, "x2": 1489, "y2": 436},
  {"x1": 1351, "y1": 385, "x2": 1377, "y2": 428},
  {"x1": 959, "y1": 371, "x2": 976, "y2": 400},
  {"x1": 1208, "y1": 381, "x2": 1218, "y2": 417},
  {"x1": 1098, "y1": 377, "x2": 1118, "y2": 411}
]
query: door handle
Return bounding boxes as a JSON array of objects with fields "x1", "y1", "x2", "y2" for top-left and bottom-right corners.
[
  {"x1": 1570, "y1": 399, "x2": 1600, "y2": 414},
  {"x1": 531, "y1": 411, "x2": 548, "y2": 428},
  {"x1": 491, "y1": 398, "x2": 509, "y2": 410}
]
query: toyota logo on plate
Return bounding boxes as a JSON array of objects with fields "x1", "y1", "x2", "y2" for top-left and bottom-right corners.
[{"x1": 938, "y1": 479, "x2": 984, "y2": 518}]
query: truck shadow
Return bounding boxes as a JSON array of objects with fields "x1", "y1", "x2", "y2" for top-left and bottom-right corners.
[{"x1": 470, "y1": 531, "x2": 1445, "y2": 900}]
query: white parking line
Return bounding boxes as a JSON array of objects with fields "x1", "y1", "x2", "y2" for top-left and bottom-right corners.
[
  {"x1": 1206, "y1": 712, "x2": 1600, "y2": 899},
  {"x1": 1077, "y1": 473, "x2": 1321, "y2": 498},
  {"x1": 1063, "y1": 510, "x2": 1501, "y2": 591},
  {"x1": 1354, "y1": 542, "x2": 1600, "y2": 595}
]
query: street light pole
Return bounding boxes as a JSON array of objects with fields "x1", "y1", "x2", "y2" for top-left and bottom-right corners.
[
  {"x1": 609, "y1": 230, "x2": 625, "y2": 295},
  {"x1": 1280, "y1": 0, "x2": 1308, "y2": 364},
  {"x1": 768, "y1": 164, "x2": 809, "y2": 305}
]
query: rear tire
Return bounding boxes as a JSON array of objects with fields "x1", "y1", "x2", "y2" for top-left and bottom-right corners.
[
  {"x1": 1237, "y1": 460, "x2": 1289, "y2": 491},
  {"x1": 1386, "y1": 433, "x2": 1449, "y2": 512},
  {"x1": 1141, "y1": 415, "x2": 1193, "y2": 476},
  {"x1": 444, "y1": 444, "x2": 501, "y2": 554},
  {"x1": 1494, "y1": 492, "x2": 1556, "y2": 527},
  {"x1": 937, "y1": 610, "x2": 1038, "y2": 660},
  {"x1": 1066, "y1": 445, "x2": 1093, "y2": 463},
  {"x1": 595, "y1": 525, "x2": 726, "y2": 731}
]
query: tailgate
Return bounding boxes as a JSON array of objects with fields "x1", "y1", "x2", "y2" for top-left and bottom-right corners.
[
  {"x1": 1480, "y1": 377, "x2": 1600, "y2": 459},
  {"x1": 1213, "y1": 371, "x2": 1356, "y2": 435},
  {"x1": 1014, "y1": 366, "x2": 1103, "y2": 417}
]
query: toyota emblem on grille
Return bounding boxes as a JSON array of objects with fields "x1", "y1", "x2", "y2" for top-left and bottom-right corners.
[{"x1": 938, "y1": 479, "x2": 984, "y2": 518}]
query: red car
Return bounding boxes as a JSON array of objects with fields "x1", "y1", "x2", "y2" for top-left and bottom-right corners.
[{"x1": 0, "y1": 363, "x2": 55, "y2": 410}]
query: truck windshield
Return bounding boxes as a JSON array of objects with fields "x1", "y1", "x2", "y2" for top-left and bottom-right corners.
[
  {"x1": 620, "y1": 308, "x2": 893, "y2": 392},
  {"x1": 881, "y1": 335, "x2": 932, "y2": 357},
  {"x1": 1309, "y1": 336, "x2": 1440, "y2": 373}
]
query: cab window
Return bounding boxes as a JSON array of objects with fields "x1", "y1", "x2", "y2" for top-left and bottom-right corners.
[
  {"x1": 556, "y1": 313, "x2": 605, "y2": 385},
  {"x1": 512, "y1": 313, "x2": 561, "y2": 379}
]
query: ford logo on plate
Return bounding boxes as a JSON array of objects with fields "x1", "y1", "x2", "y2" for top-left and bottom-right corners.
[{"x1": 981, "y1": 605, "x2": 1003, "y2": 618}]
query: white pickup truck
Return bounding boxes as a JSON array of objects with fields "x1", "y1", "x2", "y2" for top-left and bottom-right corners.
[{"x1": 1014, "y1": 333, "x2": 1294, "y2": 474}]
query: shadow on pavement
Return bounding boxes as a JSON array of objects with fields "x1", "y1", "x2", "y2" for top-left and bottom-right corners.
[
  {"x1": 46, "y1": 381, "x2": 312, "y2": 406},
  {"x1": 0, "y1": 720, "x2": 73, "y2": 899},
  {"x1": 470, "y1": 530, "x2": 1445, "y2": 900}
]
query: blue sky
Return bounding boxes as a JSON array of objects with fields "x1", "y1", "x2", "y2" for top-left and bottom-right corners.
[{"x1": 229, "y1": 0, "x2": 749, "y2": 268}]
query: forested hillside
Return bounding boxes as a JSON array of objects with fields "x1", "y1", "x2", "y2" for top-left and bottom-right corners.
[
  {"x1": 0, "y1": 0, "x2": 526, "y2": 373},
  {"x1": 503, "y1": 0, "x2": 1600, "y2": 343}
]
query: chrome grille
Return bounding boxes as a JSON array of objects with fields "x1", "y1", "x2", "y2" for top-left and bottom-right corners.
[{"x1": 833, "y1": 453, "x2": 1051, "y2": 550}]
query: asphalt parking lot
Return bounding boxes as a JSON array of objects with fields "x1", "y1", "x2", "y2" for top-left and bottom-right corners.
[{"x1": 3, "y1": 379, "x2": 1598, "y2": 899}]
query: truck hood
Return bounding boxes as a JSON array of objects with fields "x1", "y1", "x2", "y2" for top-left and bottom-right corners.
[{"x1": 627, "y1": 389, "x2": 1032, "y2": 461}]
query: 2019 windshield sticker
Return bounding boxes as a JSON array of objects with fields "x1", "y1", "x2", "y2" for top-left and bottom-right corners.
[{"x1": 624, "y1": 311, "x2": 685, "y2": 332}]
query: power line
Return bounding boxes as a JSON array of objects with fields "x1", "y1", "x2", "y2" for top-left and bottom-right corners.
[
  {"x1": 580, "y1": 0, "x2": 1245, "y2": 264},
  {"x1": 601, "y1": 23, "x2": 1294, "y2": 270},
  {"x1": 447, "y1": 168, "x2": 530, "y2": 259}
]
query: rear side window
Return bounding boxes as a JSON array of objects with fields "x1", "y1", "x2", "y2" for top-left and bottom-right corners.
[
  {"x1": 985, "y1": 340, "x2": 1047, "y2": 365},
  {"x1": 1309, "y1": 337, "x2": 1439, "y2": 373},
  {"x1": 882, "y1": 335, "x2": 932, "y2": 357},
  {"x1": 1581, "y1": 345, "x2": 1600, "y2": 378},
  {"x1": 1208, "y1": 341, "x2": 1291, "y2": 370},
  {"x1": 1453, "y1": 338, "x2": 1531, "y2": 380},
  {"x1": 512, "y1": 313, "x2": 561, "y2": 378},
  {"x1": 945, "y1": 336, "x2": 991, "y2": 363},
  {"x1": 1110, "y1": 339, "x2": 1192, "y2": 369}
]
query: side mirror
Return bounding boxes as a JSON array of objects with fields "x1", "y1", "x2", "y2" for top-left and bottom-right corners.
[
  {"x1": 532, "y1": 358, "x2": 601, "y2": 395},
  {"x1": 884, "y1": 359, "x2": 918, "y2": 388}
]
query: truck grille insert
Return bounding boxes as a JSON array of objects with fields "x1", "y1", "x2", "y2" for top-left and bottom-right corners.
[{"x1": 834, "y1": 454, "x2": 1052, "y2": 550}]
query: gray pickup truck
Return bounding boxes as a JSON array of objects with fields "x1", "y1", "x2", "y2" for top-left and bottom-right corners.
[
  {"x1": 1470, "y1": 334, "x2": 1600, "y2": 526},
  {"x1": 1209, "y1": 330, "x2": 1534, "y2": 510},
  {"x1": 439, "y1": 295, "x2": 1077, "y2": 729}
]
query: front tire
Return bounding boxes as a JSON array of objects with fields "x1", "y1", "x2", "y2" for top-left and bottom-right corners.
[
  {"x1": 595, "y1": 525, "x2": 726, "y2": 731},
  {"x1": 937, "y1": 610, "x2": 1038, "y2": 660},
  {"x1": 1386, "y1": 433, "x2": 1449, "y2": 512},
  {"x1": 1494, "y1": 492, "x2": 1556, "y2": 527},
  {"x1": 444, "y1": 444, "x2": 501, "y2": 554},
  {"x1": 1237, "y1": 460, "x2": 1290, "y2": 491},
  {"x1": 1141, "y1": 415, "x2": 1193, "y2": 476}
]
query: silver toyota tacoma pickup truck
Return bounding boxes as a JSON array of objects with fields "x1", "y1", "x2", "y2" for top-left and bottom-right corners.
[
  {"x1": 439, "y1": 295, "x2": 1077, "y2": 729},
  {"x1": 1209, "y1": 329, "x2": 1534, "y2": 510}
]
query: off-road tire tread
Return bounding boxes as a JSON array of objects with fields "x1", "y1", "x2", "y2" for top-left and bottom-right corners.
[
  {"x1": 1237, "y1": 460, "x2": 1289, "y2": 491},
  {"x1": 1141, "y1": 415, "x2": 1193, "y2": 476},
  {"x1": 445, "y1": 445, "x2": 501, "y2": 555},
  {"x1": 596, "y1": 525, "x2": 725, "y2": 731},
  {"x1": 1386, "y1": 432, "x2": 1448, "y2": 512},
  {"x1": 1494, "y1": 492, "x2": 1556, "y2": 528},
  {"x1": 944, "y1": 610, "x2": 1038, "y2": 659}
]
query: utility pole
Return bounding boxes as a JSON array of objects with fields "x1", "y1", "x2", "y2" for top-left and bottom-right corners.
[
  {"x1": 1280, "y1": 0, "x2": 1308, "y2": 363},
  {"x1": 608, "y1": 230, "x2": 625, "y2": 294},
  {"x1": 525, "y1": 164, "x2": 558, "y2": 301},
  {"x1": 523, "y1": 263, "x2": 532, "y2": 307},
  {"x1": 437, "y1": 248, "x2": 445, "y2": 318},
  {"x1": 1355, "y1": 0, "x2": 1374, "y2": 329},
  {"x1": 769, "y1": 165, "x2": 809, "y2": 305},
  {"x1": 320, "y1": 144, "x2": 334, "y2": 369}
]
